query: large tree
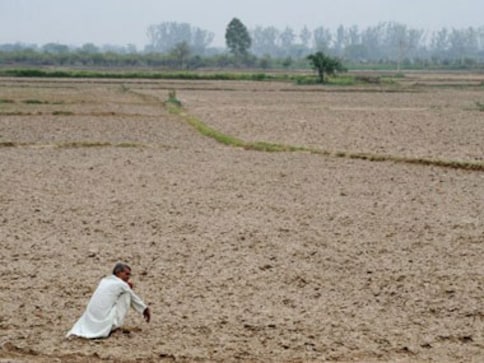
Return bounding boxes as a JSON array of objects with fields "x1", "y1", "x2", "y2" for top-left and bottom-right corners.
[{"x1": 225, "y1": 18, "x2": 252, "y2": 57}]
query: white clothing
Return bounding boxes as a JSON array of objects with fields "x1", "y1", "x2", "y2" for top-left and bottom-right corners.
[{"x1": 67, "y1": 275, "x2": 147, "y2": 339}]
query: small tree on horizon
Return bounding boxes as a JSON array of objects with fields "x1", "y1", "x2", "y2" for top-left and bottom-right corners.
[
  {"x1": 307, "y1": 51, "x2": 346, "y2": 83},
  {"x1": 225, "y1": 18, "x2": 252, "y2": 58}
]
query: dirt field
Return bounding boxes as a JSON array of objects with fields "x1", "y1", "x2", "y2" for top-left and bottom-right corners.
[{"x1": 0, "y1": 72, "x2": 483, "y2": 362}]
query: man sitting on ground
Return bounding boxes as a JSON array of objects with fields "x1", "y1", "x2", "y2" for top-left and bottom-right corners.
[{"x1": 67, "y1": 262, "x2": 151, "y2": 339}]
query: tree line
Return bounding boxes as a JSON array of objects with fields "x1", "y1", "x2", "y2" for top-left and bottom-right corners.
[{"x1": 1, "y1": 19, "x2": 483, "y2": 69}]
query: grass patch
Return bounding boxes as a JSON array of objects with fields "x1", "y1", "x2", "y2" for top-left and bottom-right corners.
[
  {"x1": 165, "y1": 90, "x2": 182, "y2": 107},
  {"x1": 294, "y1": 76, "x2": 320, "y2": 85},
  {"x1": 329, "y1": 75, "x2": 358, "y2": 86},
  {"x1": 244, "y1": 141, "x2": 306, "y2": 152},
  {"x1": 294, "y1": 74, "x2": 396, "y2": 86},
  {"x1": 0, "y1": 98, "x2": 15, "y2": 104},
  {"x1": 166, "y1": 99, "x2": 272, "y2": 149},
  {"x1": 119, "y1": 84, "x2": 130, "y2": 92},
  {"x1": 56, "y1": 141, "x2": 111, "y2": 148},
  {"x1": 0, "y1": 141, "x2": 17, "y2": 147},
  {"x1": 475, "y1": 101, "x2": 484, "y2": 111},
  {"x1": 354, "y1": 75, "x2": 381, "y2": 84},
  {"x1": 184, "y1": 113, "x2": 245, "y2": 147},
  {"x1": 52, "y1": 110, "x2": 74, "y2": 115},
  {"x1": 294, "y1": 75, "x2": 358, "y2": 86},
  {"x1": 0, "y1": 111, "x2": 36, "y2": 116},
  {"x1": 0, "y1": 140, "x2": 154, "y2": 149},
  {"x1": 23, "y1": 99, "x2": 47, "y2": 104},
  {"x1": 117, "y1": 142, "x2": 143, "y2": 148}
]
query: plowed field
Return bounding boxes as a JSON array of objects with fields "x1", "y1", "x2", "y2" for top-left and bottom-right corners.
[{"x1": 1, "y1": 72, "x2": 483, "y2": 362}]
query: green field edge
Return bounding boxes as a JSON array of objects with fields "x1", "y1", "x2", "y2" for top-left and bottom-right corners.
[
  {"x1": 0, "y1": 68, "x2": 302, "y2": 82},
  {"x1": 3, "y1": 68, "x2": 483, "y2": 91}
]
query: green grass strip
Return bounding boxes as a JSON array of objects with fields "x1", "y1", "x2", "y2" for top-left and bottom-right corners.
[
  {"x1": 0, "y1": 68, "x2": 284, "y2": 82},
  {"x1": 0, "y1": 67, "x2": 356, "y2": 85},
  {"x1": 0, "y1": 141, "x2": 149, "y2": 149},
  {"x1": 0, "y1": 141, "x2": 18, "y2": 147},
  {"x1": 167, "y1": 102, "x2": 306, "y2": 152}
]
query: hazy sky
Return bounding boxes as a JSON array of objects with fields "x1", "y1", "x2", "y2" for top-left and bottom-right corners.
[{"x1": 0, "y1": 0, "x2": 482, "y2": 48}]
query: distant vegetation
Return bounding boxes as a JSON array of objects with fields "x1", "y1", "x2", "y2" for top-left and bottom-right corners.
[
  {"x1": 0, "y1": 67, "x2": 391, "y2": 86},
  {"x1": 0, "y1": 68, "x2": 294, "y2": 81},
  {"x1": 0, "y1": 21, "x2": 482, "y2": 71}
]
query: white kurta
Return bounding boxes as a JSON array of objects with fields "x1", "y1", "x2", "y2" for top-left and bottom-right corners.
[{"x1": 67, "y1": 275, "x2": 147, "y2": 339}]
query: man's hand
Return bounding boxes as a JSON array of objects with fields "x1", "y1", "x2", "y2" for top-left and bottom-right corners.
[
  {"x1": 127, "y1": 280, "x2": 134, "y2": 289},
  {"x1": 143, "y1": 307, "x2": 151, "y2": 323}
]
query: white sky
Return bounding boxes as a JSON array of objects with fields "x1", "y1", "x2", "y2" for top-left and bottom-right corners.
[{"x1": 0, "y1": 0, "x2": 482, "y2": 48}]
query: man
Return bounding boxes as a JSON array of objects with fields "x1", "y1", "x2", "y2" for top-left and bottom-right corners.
[{"x1": 67, "y1": 262, "x2": 151, "y2": 339}]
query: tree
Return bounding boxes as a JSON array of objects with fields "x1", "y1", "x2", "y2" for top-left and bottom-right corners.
[
  {"x1": 42, "y1": 43, "x2": 70, "y2": 54},
  {"x1": 347, "y1": 25, "x2": 360, "y2": 46},
  {"x1": 334, "y1": 25, "x2": 346, "y2": 56},
  {"x1": 361, "y1": 23, "x2": 385, "y2": 61},
  {"x1": 299, "y1": 26, "x2": 312, "y2": 48},
  {"x1": 80, "y1": 43, "x2": 99, "y2": 54},
  {"x1": 280, "y1": 27, "x2": 296, "y2": 50},
  {"x1": 430, "y1": 28, "x2": 450, "y2": 60},
  {"x1": 448, "y1": 27, "x2": 479, "y2": 64},
  {"x1": 313, "y1": 26, "x2": 332, "y2": 51},
  {"x1": 225, "y1": 18, "x2": 251, "y2": 57},
  {"x1": 146, "y1": 22, "x2": 213, "y2": 55},
  {"x1": 251, "y1": 25, "x2": 279, "y2": 56},
  {"x1": 307, "y1": 52, "x2": 346, "y2": 83},
  {"x1": 191, "y1": 27, "x2": 215, "y2": 55},
  {"x1": 383, "y1": 22, "x2": 409, "y2": 70},
  {"x1": 169, "y1": 41, "x2": 191, "y2": 69}
]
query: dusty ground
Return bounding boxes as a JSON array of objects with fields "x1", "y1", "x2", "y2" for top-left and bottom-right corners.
[{"x1": 0, "y1": 73, "x2": 483, "y2": 362}]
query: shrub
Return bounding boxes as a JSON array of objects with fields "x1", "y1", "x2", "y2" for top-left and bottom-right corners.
[{"x1": 166, "y1": 90, "x2": 182, "y2": 107}]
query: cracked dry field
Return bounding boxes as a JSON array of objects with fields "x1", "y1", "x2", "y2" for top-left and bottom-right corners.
[{"x1": 0, "y1": 74, "x2": 483, "y2": 362}]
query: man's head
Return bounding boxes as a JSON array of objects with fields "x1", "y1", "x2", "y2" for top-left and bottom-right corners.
[{"x1": 113, "y1": 262, "x2": 131, "y2": 282}]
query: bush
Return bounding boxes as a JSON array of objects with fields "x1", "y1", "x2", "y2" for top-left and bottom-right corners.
[{"x1": 307, "y1": 52, "x2": 346, "y2": 83}]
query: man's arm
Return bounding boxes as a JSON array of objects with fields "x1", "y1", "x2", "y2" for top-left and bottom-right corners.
[{"x1": 126, "y1": 282, "x2": 150, "y2": 321}]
